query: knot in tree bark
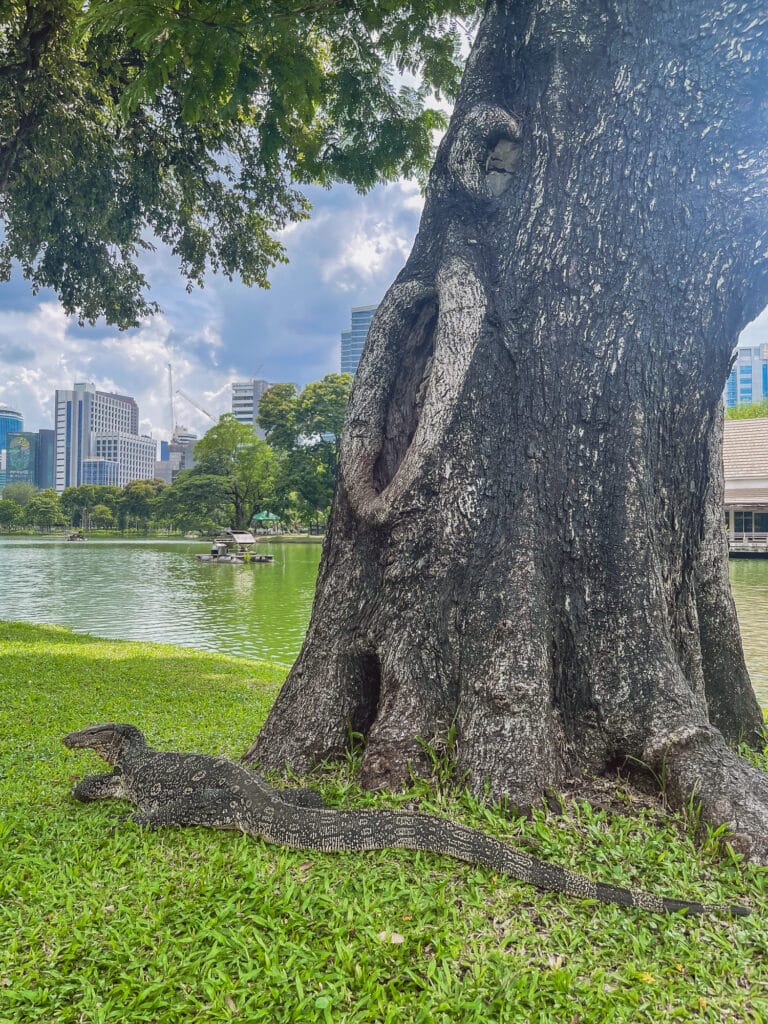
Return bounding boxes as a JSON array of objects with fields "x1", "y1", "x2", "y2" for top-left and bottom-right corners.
[{"x1": 448, "y1": 103, "x2": 523, "y2": 199}]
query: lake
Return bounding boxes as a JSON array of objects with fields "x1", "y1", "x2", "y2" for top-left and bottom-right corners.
[
  {"x1": 728, "y1": 559, "x2": 768, "y2": 708},
  {"x1": 0, "y1": 536, "x2": 766, "y2": 707},
  {"x1": 0, "y1": 537, "x2": 321, "y2": 666}
]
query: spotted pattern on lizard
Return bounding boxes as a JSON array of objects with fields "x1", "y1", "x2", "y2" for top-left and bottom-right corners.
[{"x1": 62, "y1": 724, "x2": 749, "y2": 917}]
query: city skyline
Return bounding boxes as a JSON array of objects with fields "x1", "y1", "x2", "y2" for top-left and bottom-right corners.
[
  {"x1": 4, "y1": 173, "x2": 768, "y2": 440},
  {"x1": 0, "y1": 181, "x2": 422, "y2": 438}
]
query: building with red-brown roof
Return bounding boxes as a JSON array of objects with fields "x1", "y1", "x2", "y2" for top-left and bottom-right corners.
[{"x1": 723, "y1": 417, "x2": 768, "y2": 538}]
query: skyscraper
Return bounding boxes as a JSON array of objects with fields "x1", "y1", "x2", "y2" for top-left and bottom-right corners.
[
  {"x1": 5, "y1": 429, "x2": 55, "y2": 489},
  {"x1": 232, "y1": 379, "x2": 271, "y2": 437},
  {"x1": 723, "y1": 344, "x2": 768, "y2": 408},
  {"x1": 6, "y1": 432, "x2": 38, "y2": 486},
  {"x1": 36, "y1": 430, "x2": 55, "y2": 489},
  {"x1": 0, "y1": 405, "x2": 23, "y2": 490},
  {"x1": 54, "y1": 382, "x2": 155, "y2": 491},
  {"x1": 341, "y1": 305, "x2": 378, "y2": 375}
]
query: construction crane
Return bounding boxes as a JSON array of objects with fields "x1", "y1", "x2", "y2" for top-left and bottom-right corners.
[
  {"x1": 166, "y1": 363, "x2": 176, "y2": 438},
  {"x1": 167, "y1": 362, "x2": 214, "y2": 436},
  {"x1": 176, "y1": 388, "x2": 214, "y2": 421}
]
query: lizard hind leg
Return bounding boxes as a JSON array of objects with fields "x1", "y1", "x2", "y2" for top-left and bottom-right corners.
[{"x1": 276, "y1": 787, "x2": 325, "y2": 808}]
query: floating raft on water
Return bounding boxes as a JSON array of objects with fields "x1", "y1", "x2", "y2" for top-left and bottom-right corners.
[
  {"x1": 196, "y1": 553, "x2": 273, "y2": 563},
  {"x1": 196, "y1": 529, "x2": 274, "y2": 564}
]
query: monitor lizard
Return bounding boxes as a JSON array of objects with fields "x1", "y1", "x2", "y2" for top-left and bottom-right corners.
[{"x1": 62, "y1": 723, "x2": 750, "y2": 916}]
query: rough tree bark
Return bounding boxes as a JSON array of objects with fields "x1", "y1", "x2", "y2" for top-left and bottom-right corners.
[{"x1": 245, "y1": 0, "x2": 768, "y2": 859}]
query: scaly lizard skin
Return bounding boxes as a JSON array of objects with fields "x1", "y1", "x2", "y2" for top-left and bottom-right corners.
[{"x1": 63, "y1": 724, "x2": 750, "y2": 916}]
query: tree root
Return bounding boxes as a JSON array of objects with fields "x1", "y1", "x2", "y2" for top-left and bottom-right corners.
[{"x1": 647, "y1": 725, "x2": 768, "y2": 864}]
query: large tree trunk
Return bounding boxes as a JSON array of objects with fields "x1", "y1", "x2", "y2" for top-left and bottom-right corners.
[{"x1": 246, "y1": 0, "x2": 768, "y2": 859}]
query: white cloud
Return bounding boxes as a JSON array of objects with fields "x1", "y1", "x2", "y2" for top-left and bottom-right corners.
[
  {"x1": 739, "y1": 307, "x2": 768, "y2": 348},
  {"x1": 319, "y1": 182, "x2": 423, "y2": 289},
  {"x1": 321, "y1": 224, "x2": 412, "y2": 288},
  {"x1": 0, "y1": 179, "x2": 426, "y2": 437},
  {"x1": 0, "y1": 302, "x2": 232, "y2": 439}
]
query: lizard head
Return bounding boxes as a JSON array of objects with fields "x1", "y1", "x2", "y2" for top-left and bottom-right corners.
[{"x1": 62, "y1": 723, "x2": 147, "y2": 765}]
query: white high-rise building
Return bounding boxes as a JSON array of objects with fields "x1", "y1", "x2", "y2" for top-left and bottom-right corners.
[
  {"x1": 92, "y1": 434, "x2": 156, "y2": 486},
  {"x1": 54, "y1": 382, "x2": 155, "y2": 492},
  {"x1": 232, "y1": 379, "x2": 271, "y2": 437}
]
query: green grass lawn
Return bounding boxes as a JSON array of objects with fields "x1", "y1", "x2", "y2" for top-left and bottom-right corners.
[{"x1": 1, "y1": 621, "x2": 767, "y2": 1023}]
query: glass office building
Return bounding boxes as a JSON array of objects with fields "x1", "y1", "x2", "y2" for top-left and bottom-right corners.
[
  {"x1": 5, "y1": 429, "x2": 56, "y2": 489},
  {"x1": 341, "y1": 305, "x2": 378, "y2": 375},
  {"x1": 723, "y1": 344, "x2": 768, "y2": 408},
  {"x1": 0, "y1": 406, "x2": 23, "y2": 490}
]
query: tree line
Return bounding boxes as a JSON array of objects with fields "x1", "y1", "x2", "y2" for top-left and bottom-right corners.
[{"x1": 0, "y1": 374, "x2": 352, "y2": 534}]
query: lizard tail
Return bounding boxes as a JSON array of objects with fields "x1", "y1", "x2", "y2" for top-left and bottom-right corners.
[{"x1": 259, "y1": 804, "x2": 750, "y2": 916}]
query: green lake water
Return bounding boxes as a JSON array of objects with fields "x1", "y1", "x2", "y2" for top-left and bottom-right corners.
[
  {"x1": 0, "y1": 537, "x2": 321, "y2": 666},
  {"x1": 728, "y1": 559, "x2": 768, "y2": 708},
  {"x1": 0, "y1": 537, "x2": 766, "y2": 707}
]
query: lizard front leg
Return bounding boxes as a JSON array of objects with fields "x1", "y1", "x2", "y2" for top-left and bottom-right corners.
[{"x1": 72, "y1": 771, "x2": 126, "y2": 803}]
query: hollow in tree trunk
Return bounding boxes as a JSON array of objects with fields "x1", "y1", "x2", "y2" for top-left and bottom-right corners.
[{"x1": 245, "y1": 0, "x2": 768, "y2": 861}]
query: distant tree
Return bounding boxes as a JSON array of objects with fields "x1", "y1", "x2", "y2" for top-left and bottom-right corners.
[
  {"x1": 118, "y1": 479, "x2": 165, "y2": 531},
  {"x1": 1, "y1": 481, "x2": 37, "y2": 506},
  {"x1": 258, "y1": 375, "x2": 353, "y2": 451},
  {"x1": 295, "y1": 374, "x2": 353, "y2": 448},
  {"x1": 24, "y1": 489, "x2": 64, "y2": 530},
  {"x1": 0, "y1": 0, "x2": 477, "y2": 325},
  {"x1": 276, "y1": 447, "x2": 337, "y2": 524},
  {"x1": 0, "y1": 498, "x2": 22, "y2": 532},
  {"x1": 257, "y1": 384, "x2": 300, "y2": 451},
  {"x1": 60, "y1": 484, "x2": 121, "y2": 525},
  {"x1": 259, "y1": 374, "x2": 353, "y2": 525},
  {"x1": 156, "y1": 472, "x2": 231, "y2": 534},
  {"x1": 89, "y1": 504, "x2": 115, "y2": 530},
  {"x1": 193, "y1": 415, "x2": 278, "y2": 529},
  {"x1": 725, "y1": 401, "x2": 768, "y2": 420}
]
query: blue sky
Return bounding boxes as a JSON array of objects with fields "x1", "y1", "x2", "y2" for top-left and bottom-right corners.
[
  {"x1": 0, "y1": 179, "x2": 424, "y2": 438},
  {"x1": 3, "y1": 169, "x2": 767, "y2": 440}
]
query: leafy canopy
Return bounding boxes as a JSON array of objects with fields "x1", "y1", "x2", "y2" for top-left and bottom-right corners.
[
  {"x1": 0, "y1": 497, "x2": 23, "y2": 530},
  {"x1": 155, "y1": 471, "x2": 232, "y2": 533},
  {"x1": 725, "y1": 400, "x2": 768, "y2": 420},
  {"x1": 24, "y1": 488, "x2": 65, "y2": 528},
  {"x1": 257, "y1": 373, "x2": 353, "y2": 449},
  {"x1": 256, "y1": 383, "x2": 300, "y2": 451},
  {"x1": 257, "y1": 373, "x2": 353, "y2": 517},
  {"x1": 60, "y1": 484, "x2": 122, "y2": 519},
  {"x1": 0, "y1": 0, "x2": 477, "y2": 326},
  {"x1": 191, "y1": 414, "x2": 278, "y2": 529},
  {"x1": 89, "y1": 503, "x2": 116, "y2": 528},
  {"x1": 0, "y1": 480, "x2": 37, "y2": 506}
]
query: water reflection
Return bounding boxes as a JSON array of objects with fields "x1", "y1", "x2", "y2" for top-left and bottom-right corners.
[{"x1": 0, "y1": 538, "x2": 321, "y2": 665}]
